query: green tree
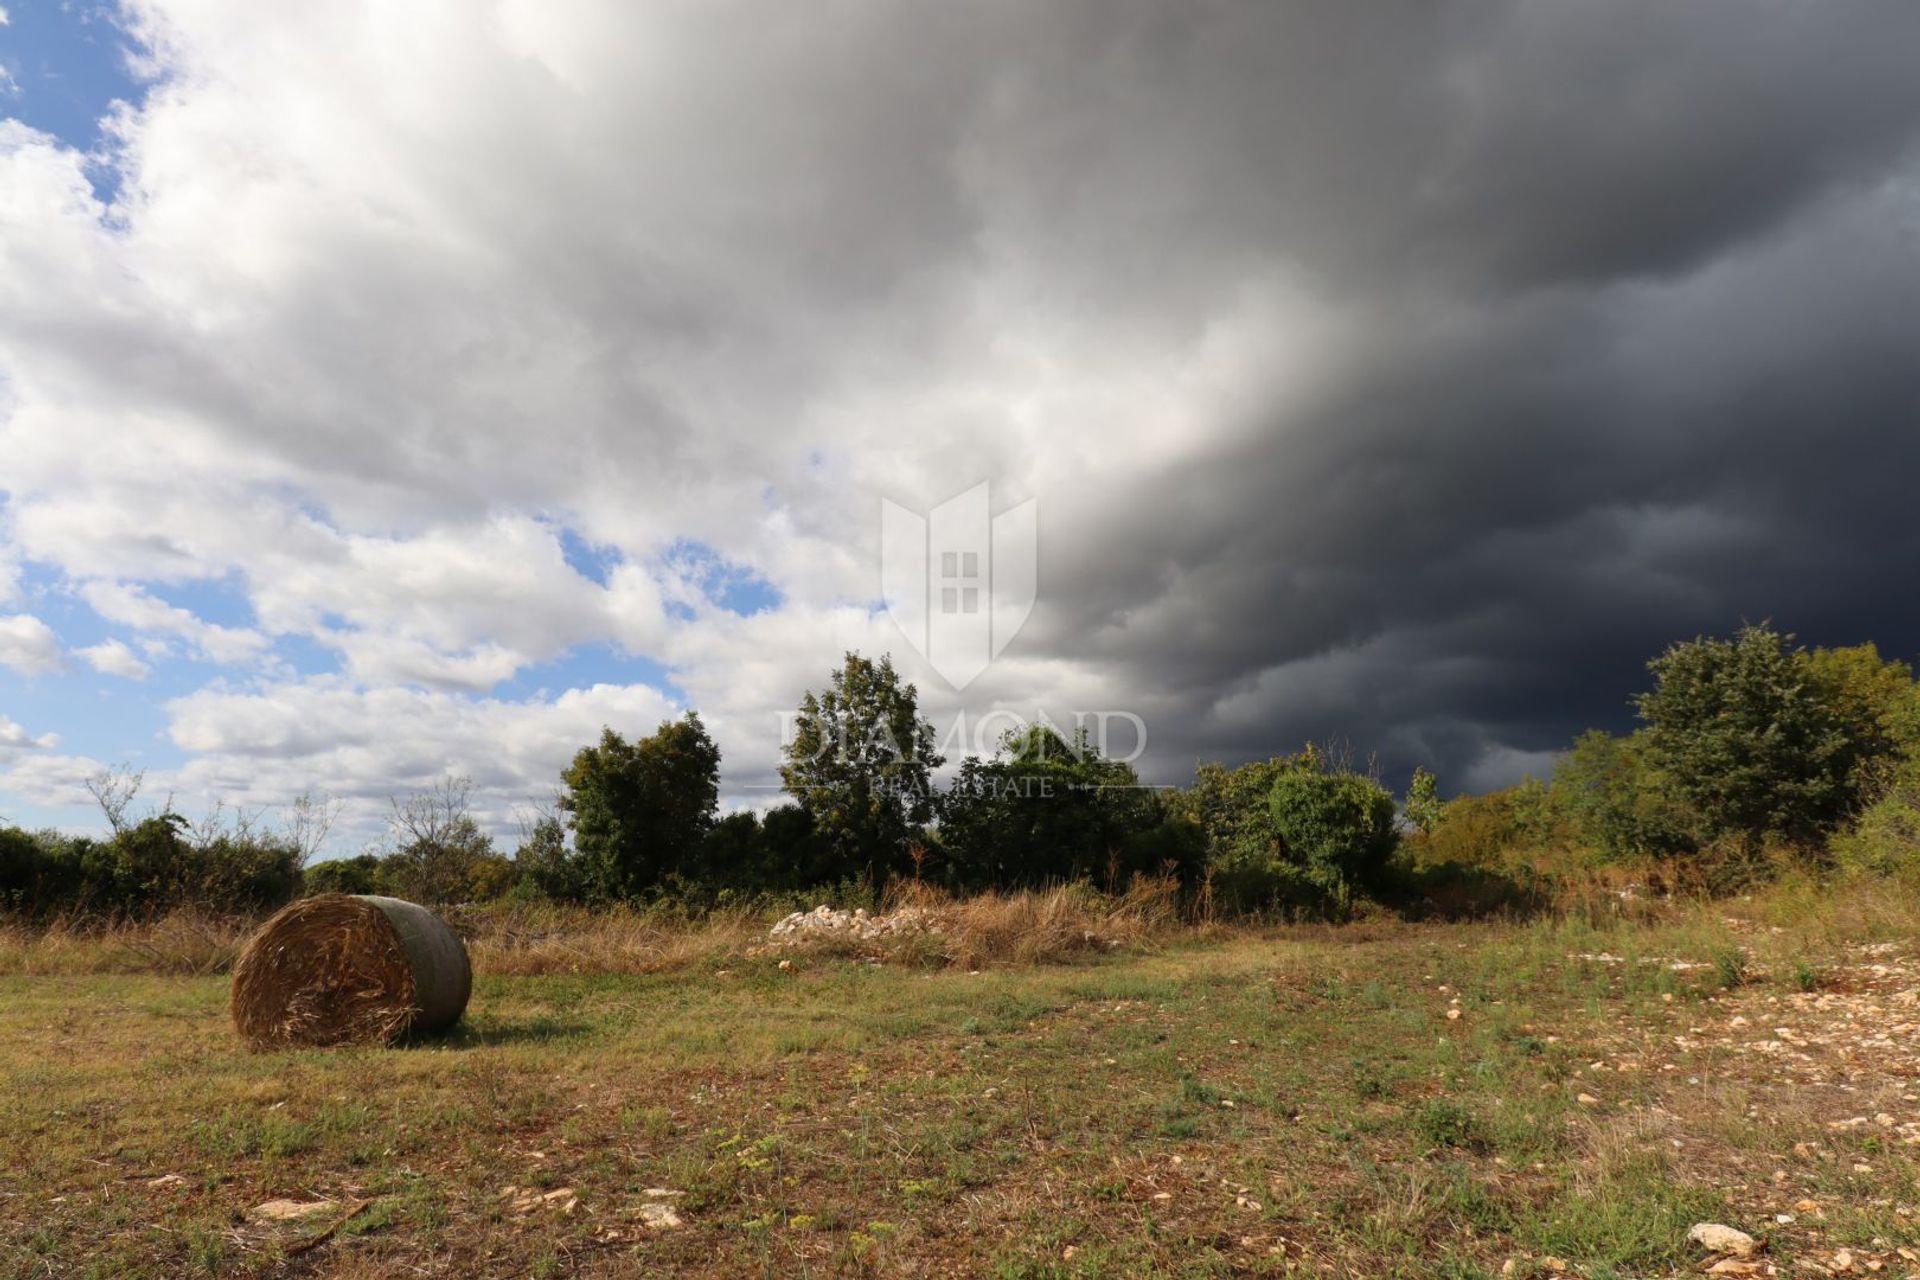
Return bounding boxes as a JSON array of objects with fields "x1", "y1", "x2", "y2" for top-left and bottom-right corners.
[
  {"x1": 936, "y1": 725, "x2": 1192, "y2": 890},
  {"x1": 1267, "y1": 766, "x2": 1399, "y2": 911},
  {"x1": 1804, "y1": 643, "x2": 1920, "y2": 784},
  {"x1": 1553, "y1": 729, "x2": 1698, "y2": 860},
  {"x1": 779, "y1": 653, "x2": 941, "y2": 883},
  {"x1": 1403, "y1": 767, "x2": 1442, "y2": 834},
  {"x1": 511, "y1": 810, "x2": 589, "y2": 901},
  {"x1": 1636, "y1": 625, "x2": 1861, "y2": 846},
  {"x1": 1170, "y1": 749, "x2": 1319, "y2": 872},
  {"x1": 561, "y1": 714, "x2": 721, "y2": 899}
]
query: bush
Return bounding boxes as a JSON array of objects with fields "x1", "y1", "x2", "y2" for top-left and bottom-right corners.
[
  {"x1": 1412, "y1": 780, "x2": 1558, "y2": 872},
  {"x1": 304, "y1": 854, "x2": 382, "y2": 897},
  {"x1": 1171, "y1": 753, "x2": 1311, "y2": 870},
  {"x1": 1553, "y1": 730, "x2": 1697, "y2": 862},
  {"x1": 1266, "y1": 768, "x2": 1400, "y2": 910},
  {"x1": 1833, "y1": 756, "x2": 1920, "y2": 880},
  {"x1": 0, "y1": 818, "x2": 299, "y2": 919}
]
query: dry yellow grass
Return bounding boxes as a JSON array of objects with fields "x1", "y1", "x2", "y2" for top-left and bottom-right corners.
[
  {"x1": 0, "y1": 879, "x2": 1201, "y2": 978},
  {"x1": 0, "y1": 908, "x2": 245, "y2": 976},
  {"x1": 460, "y1": 902, "x2": 767, "y2": 975}
]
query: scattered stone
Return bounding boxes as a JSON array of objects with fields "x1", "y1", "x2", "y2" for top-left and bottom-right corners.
[
  {"x1": 251, "y1": 1199, "x2": 335, "y2": 1223},
  {"x1": 500, "y1": 1186, "x2": 577, "y2": 1215},
  {"x1": 1689, "y1": 1223, "x2": 1758, "y2": 1257},
  {"x1": 1577, "y1": 1093, "x2": 1600, "y2": 1106},
  {"x1": 636, "y1": 1201, "x2": 684, "y2": 1230},
  {"x1": 146, "y1": 1173, "x2": 186, "y2": 1188}
]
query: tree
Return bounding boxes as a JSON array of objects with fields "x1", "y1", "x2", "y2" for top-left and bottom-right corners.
[
  {"x1": 561, "y1": 714, "x2": 720, "y2": 899},
  {"x1": 936, "y1": 725, "x2": 1187, "y2": 890},
  {"x1": 778, "y1": 653, "x2": 942, "y2": 883},
  {"x1": 1403, "y1": 767, "x2": 1442, "y2": 834},
  {"x1": 384, "y1": 776, "x2": 495, "y2": 905},
  {"x1": 85, "y1": 764, "x2": 146, "y2": 836},
  {"x1": 1169, "y1": 749, "x2": 1320, "y2": 873},
  {"x1": 1803, "y1": 643, "x2": 1920, "y2": 787},
  {"x1": 282, "y1": 790, "x2": 341, "y2": 869},
  {"x1": 1267, "y1": 766, "x2": 1399, "y2": 911},
  {"x1": 511, "y1": 799, "x2": 589, "y2": 901},
  {"x1": 1636, "y1": 625, "x2": 1861, "y2": 846},
  {"x1": 1553, "y1": 729, "x2": 1698, "y2": 860}
]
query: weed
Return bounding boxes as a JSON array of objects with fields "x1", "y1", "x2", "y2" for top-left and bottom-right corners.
[{"x1": 1416, "y1": 1099, "x2": 1489, "y2": 1153}]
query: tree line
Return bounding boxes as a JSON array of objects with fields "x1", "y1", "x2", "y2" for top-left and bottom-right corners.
[{"x1": 6, "y1": 625, "x2": 1920, "y2": 920}]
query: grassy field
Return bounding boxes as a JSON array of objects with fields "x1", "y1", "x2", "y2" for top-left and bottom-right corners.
[{"x1": 2, "y1": 893, "x2": 1917, "y2": 1278}]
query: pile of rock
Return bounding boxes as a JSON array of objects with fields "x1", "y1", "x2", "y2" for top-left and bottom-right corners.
[{"x1": 764, "y1": 904, "x2": 941, "y2": 948}]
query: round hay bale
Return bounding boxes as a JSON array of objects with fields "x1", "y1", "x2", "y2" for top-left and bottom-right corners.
[{"x1": 230, "y1": 894, "x2": 471, "y2": 1050}]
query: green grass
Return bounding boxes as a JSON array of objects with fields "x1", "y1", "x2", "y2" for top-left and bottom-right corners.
[{"x1": 0, "y1": 910, "x2": 1911, "y2": 1277}]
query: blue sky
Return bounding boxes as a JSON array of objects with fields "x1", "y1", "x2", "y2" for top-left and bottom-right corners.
[{"x1": 0, "y1": 1, "x2": 145, "y2": 191}]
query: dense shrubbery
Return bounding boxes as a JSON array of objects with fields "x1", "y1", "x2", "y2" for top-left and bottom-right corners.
[
  {"x1": 0, "y1": 815, "x2": 301, "y2": 919},
  {"x1": 1408, "y1": 626, "x2": 1920, "y2": 901},
  {"x1": 935, "y1": 726, "x2": 1203, "y2": 892},
  {"x1": 1163, "y1": 747, "x2": 1403, "y2": 916}
]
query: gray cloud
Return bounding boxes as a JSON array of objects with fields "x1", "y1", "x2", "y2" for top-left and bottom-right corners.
[{"x1": 3, "y1": 0, "x2": 1919, "y2": 837}]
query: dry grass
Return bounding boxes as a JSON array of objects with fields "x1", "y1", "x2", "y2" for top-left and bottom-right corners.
[
  {"x1": 0, "y1": 908, "x2": 247, "y2": 976},
  {"x1": 0, "y1": 878, "x2": 1199, "y2": 978},
  {"x1": 459, "y1": 902, "x2": 767, "y2": 975},
  {"x1": 5, "y1": 870, "x2": 1915, "y2": 984},
  {"x1": 890, "y1": 874, "x2": 1190, "y2": 968}
]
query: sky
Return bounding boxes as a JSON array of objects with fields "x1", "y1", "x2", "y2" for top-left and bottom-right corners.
[{"x1": 3, "y1": 1, "x2": 1919, "y2": 855}]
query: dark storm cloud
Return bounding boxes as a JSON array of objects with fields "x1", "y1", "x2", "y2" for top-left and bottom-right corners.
[{"x1": 969, "y1": 0, "x2": 1920, "y2": 791}]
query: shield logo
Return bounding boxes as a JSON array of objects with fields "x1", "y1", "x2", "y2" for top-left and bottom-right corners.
[{"x1": 880, "y1": 482, "x2": 1036, "y2": 690}]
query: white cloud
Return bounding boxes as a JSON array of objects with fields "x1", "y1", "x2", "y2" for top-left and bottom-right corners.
[
  {"x1": 77, "y1": 638, "x2": 153, "y2": 680},
  {"x1": 160, "y1": 678, "x2": 684, "y2": 844},
  {"x1": 0, "y1": 713, "x2": 57, "y2": 758},
  {"x1": 79, "y1": 581, "x2": 268, "y2": 665},
  {"x1": 0, "y1": 751, "x2": 107, "y2": 811},
  {"x1": 0, "y1": 613, "x2": 63, "y2": 675},
  {"x1": 0, "y1": 8, "x2": 10, "y2": 25}
]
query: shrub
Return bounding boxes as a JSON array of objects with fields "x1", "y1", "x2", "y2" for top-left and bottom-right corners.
[
  {"x1": 1266, "y1": 766, "x2": 1399, "y2": 911},
  {"x1": 304, "y1": 854, "x2": 382, "y2": 897},
  {"x1": 1833, "y1": 756, "x2": 1920, "y2": 880},
  {"x1": 1553, "y1": 730, "x2": 1697, "y2": 861},
  {"x1": 1414, "y1": 780, "x2": 1558, "y2": 872},
  {"x1": 1170, "y1": 753, "x2": 1312, "y2": 870},
  {"x1": 1416, "y1": 1099, "x2": 1489, "y2": 1153}
]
